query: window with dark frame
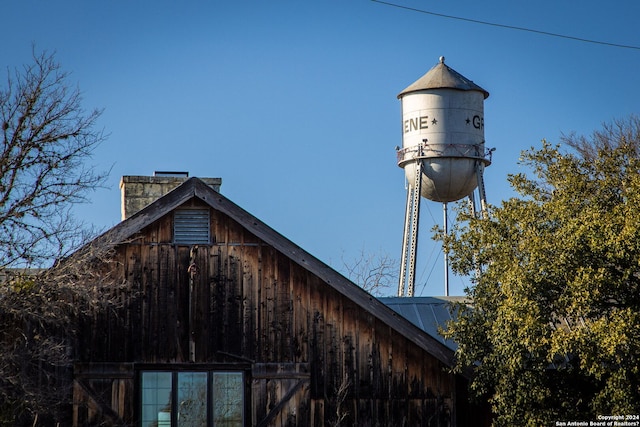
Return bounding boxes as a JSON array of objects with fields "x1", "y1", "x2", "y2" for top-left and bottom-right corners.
[{"x1": 140, "y1": 370, "x2": 244, "y2": 427}]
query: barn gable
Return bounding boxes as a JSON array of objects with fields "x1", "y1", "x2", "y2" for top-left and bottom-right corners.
[{"x1": 71, "y1": 177, "x2": 488, "y2": 426}]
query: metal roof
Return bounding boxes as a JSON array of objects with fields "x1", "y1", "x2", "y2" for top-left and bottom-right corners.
[
  {"x1": 398, "y1": 57, "x2": 489, "y2": 99},
  {"x1": 379, "y1": 296, "x2": 468, "y2": 351}
]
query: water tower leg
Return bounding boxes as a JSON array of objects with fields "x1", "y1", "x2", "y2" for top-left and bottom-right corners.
[
  {"x1": 398, "y1": 185, "x2": 413, "y2": 296},
  {"x1": 468, "y1": 192, "x2": 476, "y2": 218},
  {"x1": 398, "y1": 160, "x2": 423, "y2": 297},
  {"x1": 476, "y1": 161, "x2": 488, "y2": 218},
  {"x1": 443, "y1": 202, "x2": 449, "y2": 296},
  {"x1": 470, "y1": 161, "x2": 489, "y2": 281}
]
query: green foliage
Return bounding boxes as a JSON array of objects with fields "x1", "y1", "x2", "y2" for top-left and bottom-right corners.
[
  {"x1": 440, "y1": 116, "x2": 640, "y2": 425},
  {"x1": 5, "y1": 272, "x2": 36, "y2": 293}
]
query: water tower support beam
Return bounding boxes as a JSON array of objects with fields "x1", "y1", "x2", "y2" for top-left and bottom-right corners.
[
  {"x1": 467, "y1": 192, "x2": 476, "y2": 218},
  {"x1": 398, "y1": 160, "x2": 423, "y2": 297},
  {"x1": 476, "y1": 161, "x2": 488, "y2": 218},
  {"x1": 398, "y1": 184, "x2": 413, "y2": 296},
  {"x1": 470, "y1": 161, "x2": 489, "y2": 281},
  {"x1": 443, "y1": 202, "x2": 449, "y2": 296}
]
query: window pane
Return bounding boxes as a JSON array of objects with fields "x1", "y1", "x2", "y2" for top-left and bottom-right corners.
[
  {"x1": 212, "y1": 372, "x2": 244, "y2": 427},
  {"x1": 141, "y1": 372, "x2": 172, "y2": 427},
  {"x1": 177, "y1": 372, "x2": 208, "y2": 427}
]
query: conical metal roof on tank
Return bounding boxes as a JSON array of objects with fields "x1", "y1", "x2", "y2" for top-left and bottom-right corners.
[
  {"x1": 396, "y1": 56, "x2": 490, "y2": 203},
  {"x1": 398, "y1": 56, "x2": 489, "y2": 99}
]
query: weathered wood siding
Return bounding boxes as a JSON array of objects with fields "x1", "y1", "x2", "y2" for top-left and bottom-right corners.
[{"x1": 74, "y1": 200, "x2": 485, "y2": 426}]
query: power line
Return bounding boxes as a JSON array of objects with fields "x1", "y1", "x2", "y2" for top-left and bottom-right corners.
[{"x1": 371, "y1": 0, "x2": 640, "y2": 51}]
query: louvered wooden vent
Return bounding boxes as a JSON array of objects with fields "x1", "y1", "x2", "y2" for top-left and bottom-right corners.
[{"x1": 174, "y1": 209, "x2": 210, "y2": 244}]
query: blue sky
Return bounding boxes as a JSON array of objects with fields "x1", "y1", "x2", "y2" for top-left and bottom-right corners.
[{"x1": 3, "y1": 0, "x2": 640, "y2": 296}]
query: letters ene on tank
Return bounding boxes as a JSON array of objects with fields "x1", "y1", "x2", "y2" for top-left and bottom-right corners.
[{"x1": 403, "y1": 114, "x2": 483, "y2": 134}]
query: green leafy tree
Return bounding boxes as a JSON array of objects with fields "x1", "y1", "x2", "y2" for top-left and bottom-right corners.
[{"x1": 440, "y1": 116, "x2": 640, "y2": 425}]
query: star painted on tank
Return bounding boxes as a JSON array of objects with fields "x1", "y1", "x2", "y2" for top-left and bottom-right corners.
[
  {"x1": 431, "y1": 118, "x2": 438, "y2": 125},
  {"x1": 466, "y1": 117, "x2": 471, "y2": 125}
]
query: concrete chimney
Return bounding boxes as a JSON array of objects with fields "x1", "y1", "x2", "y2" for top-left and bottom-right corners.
[{"x1": 119, "y1": 171, "x2": 222, "y2": 220}]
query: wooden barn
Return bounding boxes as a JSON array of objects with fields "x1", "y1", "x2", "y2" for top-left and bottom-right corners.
[{"x1": 70, "y1": 174, "x2": 489, "y2": 426}]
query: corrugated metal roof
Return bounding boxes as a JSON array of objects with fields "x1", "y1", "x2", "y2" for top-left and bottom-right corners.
[
  {"x1": 398, "y1": 57, "x2": 489, "y2": 99},
  {"x1": 379, "y1": 296, "x2": 468, "y2": 351}
]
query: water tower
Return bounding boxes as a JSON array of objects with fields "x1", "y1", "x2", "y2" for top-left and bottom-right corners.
[{"x1": 396, "y1": 57, "x2": 492, "y2": 297}]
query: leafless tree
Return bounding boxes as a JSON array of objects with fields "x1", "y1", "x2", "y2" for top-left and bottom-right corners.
[
  {"x1": 0, "y1": 49, "x2": 114, "y2": 425},
  {"x1": 0, "y1": 242, "x2": 127, "y2": 425},
  {"x1": 341, "y1": 248, "x2": 398, "y2": 296},
  {"x1": 561, "y1": 114, "x2": 640, "y2": 161},
  {"x1": 328, "y1": 378, "x2": 351, "y2": 427},
  {"x1": 0, "y1": 48, "x2": 107, "y2": 268}
]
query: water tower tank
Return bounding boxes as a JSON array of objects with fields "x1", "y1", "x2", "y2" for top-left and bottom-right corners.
[{"x1": 397, "y1": 57, "x2": 490, "y2": 202}]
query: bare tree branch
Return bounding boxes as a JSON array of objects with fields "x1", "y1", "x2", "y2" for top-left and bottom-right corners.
[
  {"x1": 340, "y1": 247, "x2": 398, "y2": 296},
  {"x1": 0, "y1": 240, "x2": 129, "y2": 424},
  {"x1": 0, "y1": 48, "x2": 107, "y2": 268},
  {"x1": 0, "y1": 48, "x2": 115, "y2": 425}
]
